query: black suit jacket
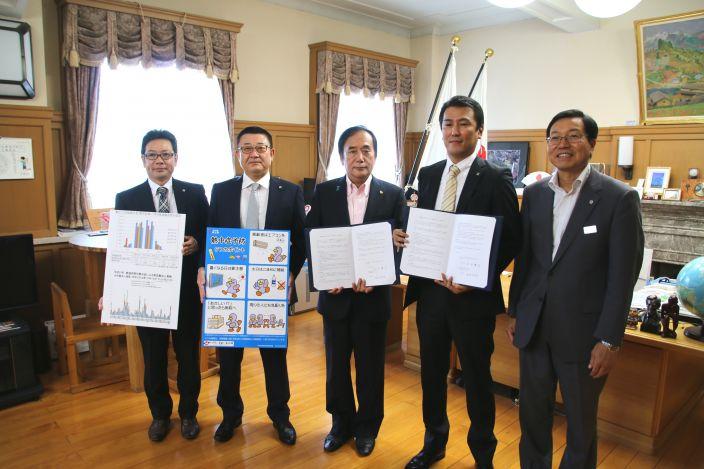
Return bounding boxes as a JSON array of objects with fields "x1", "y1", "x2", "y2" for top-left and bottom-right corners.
[
  {"x1": 508, "y1": 170, "x2": 644, "y2": 362},
  {"x1": 306, "y1": 176, "x2": 406, "y2": 322},
  {"x1": 114, "y1": 179, "x2": 209, "y2": 327},
  {"x1": 405, "y1": 157, "x2": 521, "y2": 316},
  {"x1": 206, "y1": 175, "x2": 307, "y2": 286}
]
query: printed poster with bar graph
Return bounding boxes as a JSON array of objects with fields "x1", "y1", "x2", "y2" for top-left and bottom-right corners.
[
  {"x1": 102, "y1": 210, "x2": 186, "y2": 329},
  {"x1": 202, "y1": 227, "x2": 290, "y2": 348}
]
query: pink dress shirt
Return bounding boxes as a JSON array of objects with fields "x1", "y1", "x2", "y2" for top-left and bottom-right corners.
[{"x1": 346, "y1": 175, "x2": 371, "y2": 225}]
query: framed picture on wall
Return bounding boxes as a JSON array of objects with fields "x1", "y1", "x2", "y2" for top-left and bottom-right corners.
[
  {"x1": 662, "y1": 188, "x2": 682, "y2": 201},
  {"x1": 487, "y1": 141, "x2": 529, "y2": 188},
  {"x1": 635, "y1": 9, "x2": 704, "y2": 125},
  {"x1": 644, "y1": 166, "x2": 671, "y2": 193}
]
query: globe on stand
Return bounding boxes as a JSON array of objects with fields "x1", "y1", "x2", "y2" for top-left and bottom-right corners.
[{"x1": 676, "y1": 257, "x2": 704, "y2": 341}]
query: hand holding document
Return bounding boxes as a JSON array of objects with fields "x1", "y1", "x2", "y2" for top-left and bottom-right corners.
[
  {"x1": 400, "y1": 207, "x2": 500, "y2": 290},
  {"x1": 308, "y1": 222, "x2": 396, "y2": 291}
]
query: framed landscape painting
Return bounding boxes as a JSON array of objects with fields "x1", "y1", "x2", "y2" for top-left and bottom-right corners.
[
  {"x1": 487, "y1": 141, "x2": 529, "y2": 188},
  {"x1": 635, "y1": 9, "x2": 704, "y2": 124}
]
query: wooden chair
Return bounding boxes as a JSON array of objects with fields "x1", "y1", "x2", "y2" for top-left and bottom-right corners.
[{"x1": 50, "y1": 282, "x2": 128, "y2": 393}]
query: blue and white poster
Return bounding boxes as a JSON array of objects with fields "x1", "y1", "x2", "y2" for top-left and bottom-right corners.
[{"x1": 202, "y1": 227, "x2": 290, "y2": 348}]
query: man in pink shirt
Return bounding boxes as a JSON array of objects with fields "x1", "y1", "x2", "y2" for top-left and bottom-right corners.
[{"x1": 306, "y1": 125, "x2": 405, "y2": 457}]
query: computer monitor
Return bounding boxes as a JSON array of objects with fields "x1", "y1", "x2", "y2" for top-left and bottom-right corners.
[{"x1": 0, "y1": 234, "x2": 38, "y2": 312}]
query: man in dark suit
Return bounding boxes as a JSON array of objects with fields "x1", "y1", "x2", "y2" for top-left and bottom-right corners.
[
  {"x1": 196, "y1": 126, "x2": 306, "y2": 446},
  {"x1": 394, "y1": 96, "x2": 521, "y2": 469},
  {"x1": 507, "y1": 110, "x2": 644, "y2": 468},
  {"x1": 306, "y1": 125, "x2": 405, "y2": 457},
  {"x1": 113, "y1": 129, "x2": 209, "y2": 441}
]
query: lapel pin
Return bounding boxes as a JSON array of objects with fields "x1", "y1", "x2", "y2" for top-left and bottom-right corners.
[
  {"x1": 336, "y1": 186, "x2": 341, "y2": 191},
  {"x1": 182, "y1": 188, "x2": 186, "y2": 192},
  {"x1": 589, "y1": 199, "x2": 594, "y2": 205},
  {"x1": 380, "y1": 190, "x2": 384, "y2": 195},
  {"x1": 279, "y1": 185, "x2": 282, "y2": 189}
]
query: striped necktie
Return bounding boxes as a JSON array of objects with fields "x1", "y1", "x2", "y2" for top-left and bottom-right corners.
[
  {"x1": 156, "y1": 186, "x2": 170, "y2": 213},
  {"x1": 440, "y1": 164, "x2": 461, "y2": 212}
]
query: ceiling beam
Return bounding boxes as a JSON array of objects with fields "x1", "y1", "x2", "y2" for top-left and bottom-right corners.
[{"x1": 520, "y1": 0, "x2": 600, "y2": 33}]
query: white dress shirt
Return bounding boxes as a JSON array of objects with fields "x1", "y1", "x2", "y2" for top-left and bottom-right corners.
[
  {"x1": 240, "y1": 172, "x2": 270, "y2": 228},
  {"x1": 147, "y1": 178, "x2": 177, "y2": 213},
  {"x1": 433, "y1": 143, "x2": 480, "y2": 211},
  {"x1": 548, "y1": 164, "x2": 591, "y2": 260}
]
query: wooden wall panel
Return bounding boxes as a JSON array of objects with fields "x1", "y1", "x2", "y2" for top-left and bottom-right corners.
[
  {"x1": 406, "y1": 124, "x2": 704, "y2": 187},
  {"x1": 51, "y1": 112, "x2": 67, "y2": 212},
  {"x1": 0, "y1": 105, "x2": 57, "y2": 237},
  {"x1": 34, "y1": 243, "x2": 87, "y2": 323}
]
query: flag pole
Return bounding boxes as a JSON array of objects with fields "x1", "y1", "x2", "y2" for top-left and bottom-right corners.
[
  {"x1": 404, "y1": 36, "x2": 460, "y2": 196},
  {"x1": 467, "y1": 48, "x2": 494, "y2": 97}
]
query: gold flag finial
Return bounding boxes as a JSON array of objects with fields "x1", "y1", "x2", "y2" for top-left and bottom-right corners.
[
  {"x1": 485, "y1": 48, "x2": 494, "y2": 59},
  {"x1": 451, "y1": 35, "x2": 461, "y2": 46}
]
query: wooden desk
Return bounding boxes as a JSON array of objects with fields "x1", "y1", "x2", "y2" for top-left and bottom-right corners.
[
  {"x1": 68, "y1": 233, "x2": 217, "y2": 393},
  {"x1": 403, "y1": 273, "x2": 704, "y2": 454}
]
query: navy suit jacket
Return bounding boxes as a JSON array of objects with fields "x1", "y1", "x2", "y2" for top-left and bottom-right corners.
[
  {"x1": 508, "y1": 170, "x2": 644, "y2": 361},
  {"x1": 306, "y1": 176, "x2": 405, "y2": 322},
  {"x1": 206, "y1": 175, "x2": 307, "y2": 290},
  {"x1": 114, "y1": 178, "x2": 209, "y2": 327},
  {"x1": 405, "y1": 157, "x2": 521, "y2": 317}
]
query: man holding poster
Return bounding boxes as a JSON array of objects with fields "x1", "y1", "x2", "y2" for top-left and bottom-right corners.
[
  {"x1": 196, "y1": 126, "x2": 306, "y2": 445},
  {"x1": 393, "y1": 97, "x2": 520, "y2": 469},
  {"x1": 112, "y1": 129, "x2": 208, "y2": 442},
  {"x1": 306, "y1": 125, "x2": 405, "y2": 457}
]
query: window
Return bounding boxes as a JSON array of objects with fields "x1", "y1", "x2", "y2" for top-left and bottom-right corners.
[
  {"x1": 87, "y1": 62, "x2": 233, "y2": 208},
  {"x1": 326, "y1": 92, "x2": 399, "y2": 185}
]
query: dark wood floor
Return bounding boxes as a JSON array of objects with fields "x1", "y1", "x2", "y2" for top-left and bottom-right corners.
[{"x1": 1, "y1": 311, "x2": 702, "y2": 468}]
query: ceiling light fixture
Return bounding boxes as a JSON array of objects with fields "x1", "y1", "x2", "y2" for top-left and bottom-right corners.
[
  {"x1": 486, "y1": 0, "x2": 534, "y2": 8},
  {"x1": 574, "y1": 0, "x2": 642, "y2": 18}
]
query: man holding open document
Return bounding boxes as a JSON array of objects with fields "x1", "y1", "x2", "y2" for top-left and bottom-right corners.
[
  {"x1": 306, "y1": 125, "x2": 405, "y2": 457},
  {"x1": 393, "y1": 96, "x2": 520, "y2": 469}
]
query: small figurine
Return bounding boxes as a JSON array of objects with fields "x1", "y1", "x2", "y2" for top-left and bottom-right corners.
[
  {"x1": 660, "y1": 294, "x2": 680, "y2": 339},
  {"x1": 626, "y1": 309, "x2": 640, "y2": 330},
  {"x1": 640, "y1": 294, "x2": 662, "y2": 334}
]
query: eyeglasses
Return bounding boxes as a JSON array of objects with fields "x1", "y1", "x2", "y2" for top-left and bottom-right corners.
[
  {"x1": 238, "y1": 144, "x2": 271, "y2": 155},
  {"x1": 546, "y1": 134, "x2": 585, "y2": 146},
  {"x1": 143, "y1": 152, "x2": 175, "y2": 160}
]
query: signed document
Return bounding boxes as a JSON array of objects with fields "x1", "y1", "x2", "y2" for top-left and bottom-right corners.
[
  {"x1": 400, "y1": 207, "x2": 498, "y2": 289},
  {"x1": 102, "y1": 210, "x2": 186, "y2": 329},
  {"x1": 308, "y1": 221, "x2": 396, "y2": 291}
]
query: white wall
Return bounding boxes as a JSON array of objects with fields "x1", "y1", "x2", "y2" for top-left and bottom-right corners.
[
  {"x1": 0, "y1": 0, "x2": 47, "y2": 107},
  {"x1": 408, "y1": 0, "x2": 704, "y2": 131}
]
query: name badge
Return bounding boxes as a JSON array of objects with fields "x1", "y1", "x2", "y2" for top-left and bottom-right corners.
[{"x1": 583, "y1": 225, "x2": 597, "y2": 235}]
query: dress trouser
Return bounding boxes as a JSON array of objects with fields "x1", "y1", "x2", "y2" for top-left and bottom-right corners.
[
  {"x1": 416, "y1": 297, "x2": 498, "y2": 466},
  {"x1": 519, "y1": 315, "x2": 607, "y2": 469},
  {"x1": 323, "y1": 313, "x2": 388, "y2": 438},
  {"x1": 137, "y1": 323, "x2": 201, "y2": 419},
  {"x1": 216, "y1": 347, "x2": 291, "y2": 424}
]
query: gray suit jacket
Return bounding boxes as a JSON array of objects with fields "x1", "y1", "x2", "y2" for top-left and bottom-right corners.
[{"x1": 507, "y1": 170, "x2": 644, "y2": 362}]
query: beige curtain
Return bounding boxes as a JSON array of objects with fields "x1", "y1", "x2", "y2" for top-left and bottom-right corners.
[
  {"x1": 218, "y1": 78, "x2": 237, "y2": 160},
  {"x1": 58, "y1": 65, "x2": 101, "y2": 228},
  {"x1": 393, "y1": 102, "x2": 408, "y2": 187},
  {"x1": 316, "y1": 92, "x2": 340, "y2": 183}
]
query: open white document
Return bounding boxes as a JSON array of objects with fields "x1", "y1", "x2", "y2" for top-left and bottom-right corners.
[
  {"x1": 401, "y1": 207, "x2": 497, "y2": 289},
  {"x1": 102, "y1": 210, "x2": 186, "y2": 329},
  {"x1": 308, "y1": 221, "x2": 396, "y2": 291}
]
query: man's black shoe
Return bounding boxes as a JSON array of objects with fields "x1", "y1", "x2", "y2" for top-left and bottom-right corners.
[
  {"x1": 213, "y1": 417, "x2": 242, "y2": 442},
  {"x1": 148, "y1": 418, "x2": 170, "y2": 442},
  {"x1": 405, "y1": 447, "x2": 446, "y2": 468},
  {"x1": 355, "y1": 436, "x2": 375, "y2": 456},
  {"x1": 323, "y1": 432, "x2": 350, "y2": 452},
  {"x1": 181, "y1": 417, "x2": 200, "y2": 439},
  {"x1": 273, "y1": 420, "x2": 297, "y2": 445}
]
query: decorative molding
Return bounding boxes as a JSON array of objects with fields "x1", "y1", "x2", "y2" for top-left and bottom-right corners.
[{"x1": 57, "y1": 0, "x2": 243, "y2": 33}]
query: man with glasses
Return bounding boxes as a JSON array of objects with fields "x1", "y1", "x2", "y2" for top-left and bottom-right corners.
[
  {"x1": 507, "y1": 110, "x2": 644, "y2": 468},
  {"x1": 197, "y1": 126, "x2": 306, "y2": 446},
  {"x1": 113, "y1": 129, "x2": 209, "y2": 441}
]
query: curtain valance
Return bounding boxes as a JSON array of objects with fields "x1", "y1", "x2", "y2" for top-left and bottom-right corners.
[
  {"x1": 315, "y1": 50, "x2": 416, "y2": 103},
  {"x1": 62, "y1": 3, "x2": 239, "y2": 81}
]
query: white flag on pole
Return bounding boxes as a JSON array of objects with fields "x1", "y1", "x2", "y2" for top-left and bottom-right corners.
[
  {"x1": 413, "y1": 51, "x2": 457, "y2": 188},
  {"x1": 470, "y1": 60, "x2": 488, "y2": 159}
]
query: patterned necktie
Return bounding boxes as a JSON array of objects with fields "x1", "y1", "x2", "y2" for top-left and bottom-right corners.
[
  {"x1": 440, "y1": 164, "x2": 461, "y2": 212},
  {"x1": 156, "y1": 186, "x2": 170, "y2": 213},
  {"x1": 245, "y1": 183, "x2": 260, "y2": 229}
]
